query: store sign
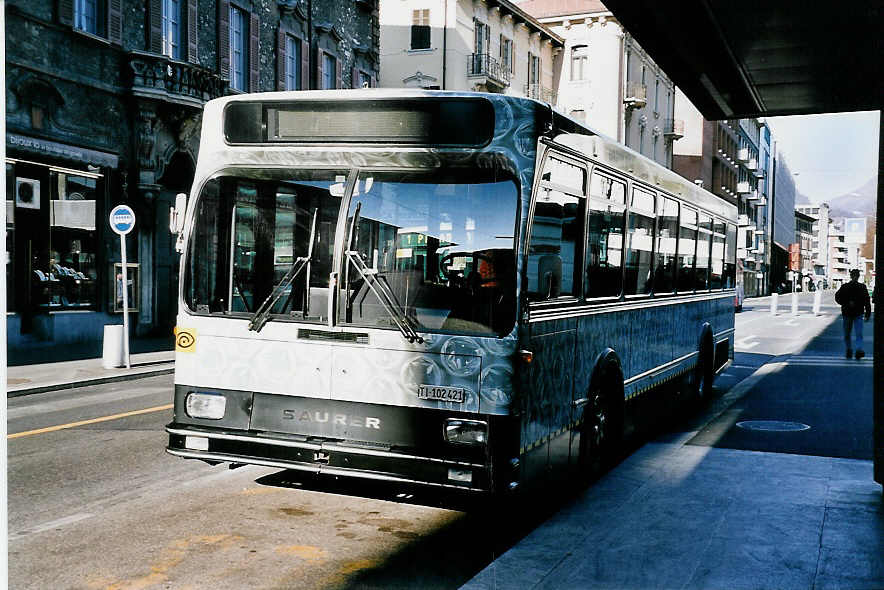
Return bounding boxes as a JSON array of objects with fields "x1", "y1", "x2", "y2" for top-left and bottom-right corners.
[
  {"x1": 7, "y1": 133, "x2": 119, "y2": 168},
  {"x1": 109, "y1": 205, "x2": 136, "y2": 235}
]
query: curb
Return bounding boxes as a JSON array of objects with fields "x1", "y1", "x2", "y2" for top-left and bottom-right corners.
[{"x1": 7, "y1": 365, "x2": 175, "y2": 398}]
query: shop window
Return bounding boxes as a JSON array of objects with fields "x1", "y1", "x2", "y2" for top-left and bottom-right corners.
[
  {"x1": 585, "y1": 172, "x2": 625, "y2": 299},
  {"x1": 6, "y1": 163, "x2": 14, "y2": 311},
  {"x1": 41, "y1": 171, "x2": 98, "y2": 309}
]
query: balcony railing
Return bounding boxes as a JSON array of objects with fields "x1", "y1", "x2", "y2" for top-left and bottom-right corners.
[
  {"x1": 467, "y1": 53, "x2": 511, "y2": 88},
  {"x1": 737, "y1": 181, "x2": 751, "y2": 194},
  {"x1": 664, "y1": 118, "x2": 684, "y2": 140},
  {"x1": 524, "y1": 83, "x2": 557, "y2": 104},
  {"x1": 747, "y1": 157, "x2": 758, "y2": 170},
  {"x1": 624, "y1": 82, "x2": 647, "y2": 108},
  {"x1": 127, "y1": 51, "x2": 228, "y2": 107},
  {"x1": 737, "y1": 147, "x2": 750, "y2": 162}
]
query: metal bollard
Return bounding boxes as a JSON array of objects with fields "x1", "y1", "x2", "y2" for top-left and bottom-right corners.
[
  {"x1": 813, "y1": 290, "x2": 822, "y2": 316},
  {"x1": 770, "y1": 292, "x2": 778, "y2": 315},
  {"x1": 791, "y1": 291, "x2": 799, "y2": 315}
]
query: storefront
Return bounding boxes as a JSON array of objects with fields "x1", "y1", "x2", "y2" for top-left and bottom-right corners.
[{"x1": 5, "y1": 135, "x2": 136, "y2": 364}]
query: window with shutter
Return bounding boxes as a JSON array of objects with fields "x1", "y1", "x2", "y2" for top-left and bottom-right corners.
[
  {"x1": 284, "y1": 34, "x2": 302, "y2": 90},
  {"x1": 73, "y1": 0, "x2": 107, "y2": 37},
  {"x1": 229, "y1": 4, "x2": 246, "y2": 90},
  {"x1": 218, "y1": 0, "x2": 230, "y2": 78},
  {"x1": 161, "y1": 0, "x2": 182, "y2": 59},
  {"x1": 410, "y1": 9, "x2": 430, "y2": 50},
  {"x1": 249, "y1": 12, "x2": 260, "y2": 92}
]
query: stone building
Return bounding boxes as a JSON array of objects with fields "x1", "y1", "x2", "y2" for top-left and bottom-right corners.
[{"x1": 5, "y1": 0, "x2": 379, "y2": 364}]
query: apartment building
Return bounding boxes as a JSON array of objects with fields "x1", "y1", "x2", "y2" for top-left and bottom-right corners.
[
  {"x1": 5, "y1": 0, "x2": 379, "y2": 363},
  {"x1": 795, "y1": 203, "x2": 833, "y2": 287},
  {"x1": 379, "y1": 0, "x2": 563, "y2": 101},
  {"x1": 519, "y1": 0, "x2": 678, "y2": 168},
  {"x1": 795, "y1": 210, "x2": 815, "y2": 290},
  {"x1": 672, "y1": 90, "x2": 772, "y2": 296}
]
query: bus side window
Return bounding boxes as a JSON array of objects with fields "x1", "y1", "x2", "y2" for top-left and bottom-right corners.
[
  {"x1": 624, "y1": 187, "x2": 655, "y2": 296},
  {"x1": 710, "y1": 218, "x2": 727, "y2": 289},
  {"x1": 724, "y1": 222, "x2": 737, "y2": 288},
  {"x1": 585, "y1": 172, "x2": 626, "y2": 299},
  {"x1": 654, "y1": 196, "x2": 679, "y2": 294},
  {"x1": 527, "y1": 188, "x2": 585, "y2": 301},
  {"x1": 695, "y1": 212, "x2": 713, "y2": 291},
  {"x1": 527, "y1": 155, "x2": 586, "y2": 302},
  {"x1": 677, "y1": 206, "x2": 698, "y2": 293}
]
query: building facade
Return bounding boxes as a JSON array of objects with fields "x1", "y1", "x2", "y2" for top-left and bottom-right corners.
[
  {"x1": 378, "y1": 0, "x2": 562, "y2": 100},
  {"x1": 519, "y1": 0, "x2": 678, "y2": 168},
  {"x1": 796, "y1": 203, "x2": 832, "y2": 288},
  {"x1": 672, "y1": 90, "x2": 771, "y2": 296},
  {"x1": 5, "y1": 0, "x2": 379, "y2": 364},
  {"x1": 770, "y1": 150, "x2": 797, "y2": 293},
  {"x1": 795, "y1": 210, "x2": 815, "y2": 290}
]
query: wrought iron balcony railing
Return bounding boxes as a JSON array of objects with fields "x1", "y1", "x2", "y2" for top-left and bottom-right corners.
[
  {"x1": 524, "y1": 83, "x2": 557, "y2": 104},
  {"x1": 127, "y1": 51, "x2": 228, "y2": 107},
  {"x1": 467, "y1": 53, "x2": 511, "y2": 87}
]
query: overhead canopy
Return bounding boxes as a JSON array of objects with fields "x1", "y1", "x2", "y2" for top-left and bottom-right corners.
[{"x1": 601, "y1": 0, "x2": 883, "y2": 119}]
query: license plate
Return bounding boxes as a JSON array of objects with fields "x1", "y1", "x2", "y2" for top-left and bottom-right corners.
[{"x1": 418, "y1": 384, "x2": 465, "y2": 403}]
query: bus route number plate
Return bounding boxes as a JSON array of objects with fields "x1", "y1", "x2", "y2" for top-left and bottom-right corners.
[{"x1": 418, "y1": 385, "x2": 465, "y2": 403}]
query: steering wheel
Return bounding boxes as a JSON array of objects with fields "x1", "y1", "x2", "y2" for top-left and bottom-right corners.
[{"x1": 439, "y1": 252, "x2": 496, "y2": 285}]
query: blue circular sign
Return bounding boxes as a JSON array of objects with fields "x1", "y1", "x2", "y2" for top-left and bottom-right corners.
[{"x1": 109, "y1": 205, "x2": 136, "y2": 235}]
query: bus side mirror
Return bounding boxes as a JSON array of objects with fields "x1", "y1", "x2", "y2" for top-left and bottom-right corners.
[{"x1": 170, "y1": 193, "x2": 187, "y2": 234}]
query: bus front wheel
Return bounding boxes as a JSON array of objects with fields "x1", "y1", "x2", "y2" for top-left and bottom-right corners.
[{"x1": 579, "y1": 360, "x2": 623, "y2": 481}]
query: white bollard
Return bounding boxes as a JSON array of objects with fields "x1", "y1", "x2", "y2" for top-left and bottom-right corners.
[
  {"x1": 813, "y1": 290, "x2": 822, "y2": 316},
  {"x1": 102, "y1": 325, "x2": 126, "y2": 369},
  {"x1": 791, "y1": 291, "x2": 799, "y2": 315},
  {"x1": 770, "y1": 292, "x2": 778, "y2": 315}
]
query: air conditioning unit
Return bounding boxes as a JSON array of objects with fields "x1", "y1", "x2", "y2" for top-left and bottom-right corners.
[{"x1": 15, "y1": 178, "x2": 41, "y2": 210}]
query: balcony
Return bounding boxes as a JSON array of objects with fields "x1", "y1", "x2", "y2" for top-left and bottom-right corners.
[
  {"x1": 756, "y1": 196, "x2": 767, "y2": 206},
  {"x1": 747, "y1": 157, "x2": 758, "y2": 170},
  {"x1": 752, "y1": 242, "x2": 765, "y2": 254},
  {"x1": 127, "y1": 51, "x2": 227, "y2": 108},
  {"x1": 737, "y1": 147, "x2": 749, "y2": 162},
  {"x1": 467, "y1": 53, "x2": 511, "y2": 89},
  {"x1": 747, "y1": 189, "x2": 759, "y2": 200},
  {"x1": 753, "y1": 168, "x2": 765, "y2": 178},
  {"x1": 624, "y1": 82, "x2": 647, "y2": 109},
  {"x1": 524, "y1": 83, "x2": 556, "y2": 104},
  {"x1": 663, "y1": 118, "x2": 684, "y2": 140},
  {"x1": 737, "y1": 181, "x2": 751, "y2": 194},
  {"x1": 738, "y1": 214, "x2": 750, "y2": 226}
]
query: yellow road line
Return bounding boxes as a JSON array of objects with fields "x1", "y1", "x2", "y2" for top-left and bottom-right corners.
[{"x1": 8, "y1": 404, "x2": 173, "y2": 439}]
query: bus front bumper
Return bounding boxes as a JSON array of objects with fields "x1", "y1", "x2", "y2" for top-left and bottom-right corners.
[{"x1": 166, "y1": 423, "x2": 492, "y2": 492}]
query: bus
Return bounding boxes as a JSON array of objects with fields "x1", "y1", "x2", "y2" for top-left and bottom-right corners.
[{"x1": 166, "y1": 90, "x2": 737, "y2": 496}]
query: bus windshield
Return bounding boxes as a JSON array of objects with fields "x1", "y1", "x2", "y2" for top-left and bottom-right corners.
[
  {"x1": 184, "y1": 168, "x2": 346, "y2": 320},
  {"x1": 184, "y1": 166, "x2": 519, "y2": 337},
  {"x1": 341, "y1": 169, "x2": 518, "y2": 337}
]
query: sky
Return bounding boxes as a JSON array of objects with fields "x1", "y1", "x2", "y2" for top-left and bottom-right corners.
[{"x1": 766, "y1": 111, "x2": 879, "y2": 203}]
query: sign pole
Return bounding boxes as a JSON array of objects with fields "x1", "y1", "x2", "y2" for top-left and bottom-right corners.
[
  {"x1": 109, "y1": 204, "x2": 136, "y2": 370},
  {"x1": 120, "y1": 233, "x2": 130, "y2": 369}
]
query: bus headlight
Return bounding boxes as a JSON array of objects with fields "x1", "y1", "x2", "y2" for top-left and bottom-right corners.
[
  {"x1": 185, "y1": 392, "x2": 227, "y2": 420},
  {"x1": 444, "y1": 419, "x2": 487, "y2": 446}
]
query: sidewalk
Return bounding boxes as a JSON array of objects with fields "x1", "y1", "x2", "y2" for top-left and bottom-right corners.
[
  {"x1": 7, "y1": 350, "x2": 174, "y2": 398},
  {"x1": 463, "y1": 312, "x2": 881, "y2": 589}
]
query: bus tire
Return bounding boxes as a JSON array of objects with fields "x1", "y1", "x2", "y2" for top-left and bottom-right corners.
[{"x1": 579, "y1": 352, "x2": 624, "y2": 481}]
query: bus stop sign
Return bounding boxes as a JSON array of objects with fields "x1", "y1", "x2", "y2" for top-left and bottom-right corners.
[{"x1": 109, "y1": 205, "x2": 136, "y2": 235}]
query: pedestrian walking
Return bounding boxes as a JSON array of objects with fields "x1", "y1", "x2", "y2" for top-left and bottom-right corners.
[{"x1": 834, "y1": 269, "x2": 872, "y2": 359}]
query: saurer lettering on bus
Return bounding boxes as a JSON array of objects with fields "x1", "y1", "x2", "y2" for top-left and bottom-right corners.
[{"x1": 282, "y1": 410, "x2": 381, "y2": 429}]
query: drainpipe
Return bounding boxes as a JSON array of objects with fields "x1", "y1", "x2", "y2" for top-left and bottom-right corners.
[
  {"x1": 617, "y1": 29, "x2": 625, "y2": 143},
  {"x1": 441, "y1": 0, "x2": 448, "y2": 89}
]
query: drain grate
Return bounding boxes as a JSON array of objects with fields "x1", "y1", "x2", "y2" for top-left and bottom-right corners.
[{"x1": 736, "y1": 420, "x2": 810, "y2": 432}]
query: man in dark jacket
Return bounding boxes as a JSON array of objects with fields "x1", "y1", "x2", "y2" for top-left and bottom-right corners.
[{"x1": 834, "y1": 269, "x2": 872, "y2": 359}]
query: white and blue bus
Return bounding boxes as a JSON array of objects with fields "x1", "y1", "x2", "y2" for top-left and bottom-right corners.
[{"x1": 166, "y1": 90, "x2": 737, "y2": 495}]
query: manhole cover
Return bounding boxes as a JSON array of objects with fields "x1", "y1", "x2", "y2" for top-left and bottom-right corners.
[{"x1": 736, "y1": 420, "x2": 810, "y2": 432}]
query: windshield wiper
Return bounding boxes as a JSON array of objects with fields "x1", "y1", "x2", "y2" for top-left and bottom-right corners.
[
  {"x1": 344, "y1": 203, "x2": 423, "y2": 344},
  {"x1": 248, "y1": 208, "x2": 318, "y2": 333}
]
